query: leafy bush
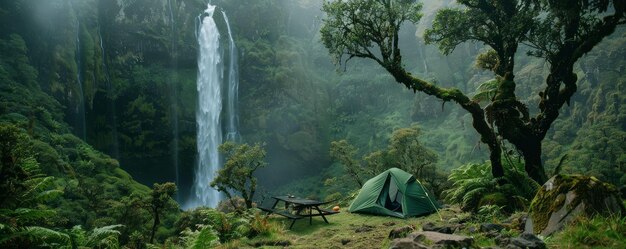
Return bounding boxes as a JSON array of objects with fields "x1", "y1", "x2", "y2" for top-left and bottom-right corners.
[
  {"x1": 212, "y1": 142, "x2": 267, "y2": 209},
  {"x1": 443, "y1": 159, "x2": 539, "y2": 213}
]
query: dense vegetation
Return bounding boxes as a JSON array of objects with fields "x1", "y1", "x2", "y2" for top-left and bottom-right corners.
[{"x1": 0, "y1": 0, "x2": 624, "y2": 248}]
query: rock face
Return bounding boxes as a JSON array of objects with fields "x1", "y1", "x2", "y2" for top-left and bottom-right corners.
[
  {"x1": 526, "y1": 174, "x2": 625, "y2": 236},
  {"x1": 509, "y1": 233, "x2": 546, "y2": 249},
  {"x1": 479, "y1": 223, "x2": 505, "y2": 233},
  {"x1": 389, "y1": 231, "x2": 474, "y2": 249},
  {"x1": 422, "y1": 222, "x2": 455, "y2": 234}
]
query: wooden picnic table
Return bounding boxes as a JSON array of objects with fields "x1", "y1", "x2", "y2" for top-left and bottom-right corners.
[{"x1": 259, "y1": 196, "x2": 339, "y2": 229}]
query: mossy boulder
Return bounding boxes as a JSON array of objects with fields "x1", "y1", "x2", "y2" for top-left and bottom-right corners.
[{"x1": 525, "y1": 174, "x2": 625, "y2": 236}]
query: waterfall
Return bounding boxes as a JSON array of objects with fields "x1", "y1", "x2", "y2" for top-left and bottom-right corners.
[
  {"x1": 99, "y1": 26, "x2": 119, "y2": 159},
  {"x1": 222, "y1": 11, "x2": 240, "y2": 142},
  {"x1": 188, "y1": 4, "x2": 223, "y2": 209},
  {"x1": 75, "y1": 19, "x2": 87, "y2": 141}
]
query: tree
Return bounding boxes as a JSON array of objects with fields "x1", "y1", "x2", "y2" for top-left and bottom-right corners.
[
  {"x1": 211, "y1": 142, "x2": 267, "y2": 210},
  {"x1": 329, "y1": 140, "x2": 364, "y2": 187},
  {"x1": 386, "y1": 126, "x2": 437, "y2": 179},
  {"x1": 321, "y1": 0, "x2": 625, "y2": 184},
  {"x1": 147, "y1": 182, "x2": 177, "y2": 244},
  {"x1": 330, "y1": 125, "x2": 439, "y2": 191}
]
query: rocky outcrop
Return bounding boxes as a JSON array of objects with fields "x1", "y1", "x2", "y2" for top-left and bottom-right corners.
[
  {"x1": 422, "y1": 222, "x2": 455, "y2": 234},
  {"x1": 526, "y1": 174, "x2": 625, "y2": 236},
  {"x1": 508, "y1": 233, "x2": 546, "y2": 249},
  {"x1": 479, "y1": 223, "x2": 505, "y2": 233},
  {"x1": 389, "y1": 231, "x2": 474, "y2": 249}
]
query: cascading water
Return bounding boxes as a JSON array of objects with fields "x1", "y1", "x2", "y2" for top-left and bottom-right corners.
[
  {"x1": 222, "y1": 11, "x2": 240, "y2": 142},
  {"x1": 99, "y1": 26, "x2": 119, "y2": 159},
  {"x1": 188, "y1": 4, "x2": 223, "y2": 209},
  {"x1": 75, "y1": 18, "x2": 87, "y2": 141}
]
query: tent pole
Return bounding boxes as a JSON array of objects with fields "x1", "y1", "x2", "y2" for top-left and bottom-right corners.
[{"x1": 415, "y1": 179, "x2": 443, "y2": 221}]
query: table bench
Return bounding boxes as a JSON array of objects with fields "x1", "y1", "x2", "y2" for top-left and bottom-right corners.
[{"x1": 259, "y1": 196, "x2": 339, "y2": 229}]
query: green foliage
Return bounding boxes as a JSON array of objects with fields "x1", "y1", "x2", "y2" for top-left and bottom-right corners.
[
  {"x1": 189, "y1": 225, "x2": 220, "y2": 249},
  {"x1": 329, "y1": 140, "x2": 363, "y2": 187},
  {"x1": 0, "y1": 124, "x2": 65, "y2": 248},
  {"x1": 173, "y1": 207, "x2": 282, "y2": 247},
  {"x1": 321, "y1": 0, "x2": 422, "y2": 66},
  {"x1": 147, "y1": 182, "x2": 178, "y2": 244},
  {"x1": 546, "y1": 215, "x2": 626, "y2": 248},
  {"x1": 329, "y1": 125, "x2": 443, "y2": 195},
  {"x1": 443, "y1": 159, "x2": 539, "y2": 213},
  {"x1": 472, "y1": 79, "x2": 499, "y2": 103},
  {"x1": 213, "y1": 142, "x2": 267, "y2": 209},
  {"x1": 386, "y1": 125, "x2": 438, "y2": 179}
]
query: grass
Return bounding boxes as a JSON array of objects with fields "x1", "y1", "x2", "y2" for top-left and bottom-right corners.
[
  {"x1": 545, "y1": 214, "x2": 626, "y2": 249},
  {"x1": 217, "y1": 207, "x2": 467, "y2": 249},
  {"x1": 216, "y1": 205, "x2": 626, "y2": 249}
]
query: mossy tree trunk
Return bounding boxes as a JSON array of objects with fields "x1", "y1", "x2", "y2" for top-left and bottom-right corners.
[{"x1": 385, "y1": 64, "x2": 505, "y2": 179}]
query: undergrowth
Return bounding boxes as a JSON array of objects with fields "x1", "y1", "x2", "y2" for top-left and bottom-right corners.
[{"x1": 546, "y1": 214, "x2": 626, "y2": 248}]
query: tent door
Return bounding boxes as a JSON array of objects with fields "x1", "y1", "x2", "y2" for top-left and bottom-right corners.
[{"x1": 383, "y1": 176, "x2": 403, "y2": 213}]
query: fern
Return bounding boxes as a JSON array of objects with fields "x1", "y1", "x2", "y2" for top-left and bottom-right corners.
[
  {"x1": 444, "y1": 159, "x2": 538, "y2": 213},
  {"x1": 85, "y1": 224, "x2": 123, "y2": 249},
  {"x1": 2, "y1": 208, "x2": 56, "y2": 226},
  {"x1": 472, "y1": 79, "x2": 498, "y2": 103},
  {"x1": 23, "y1": 226, "x2": 71, "y2": 247},
  {"x1": 192, "y1": 226, "x2": 220, "y2": 249}
]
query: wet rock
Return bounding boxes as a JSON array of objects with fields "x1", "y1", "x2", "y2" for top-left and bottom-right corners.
[
  {"x1": 509, "y1": 233, "x2": 546, "y2": 249},
  {"x1": 406, "y1": 231, "x2": 474, "y2": 249},
  {"x1": 422, "y1": 222, "x2": 454, "y2": 234},
  {"x1": 388, "y1": 225, "x2": 416, "y2": 239},
  {"x1": 480, "y1": 223, "x2": 505, "y2": 233},
  {"x1": 495, "y1": 234, "x2": 511, "y2": 247},
  {"x1": 389, "y1": 237, "x2": 428, "y2": 249},
  {"x1": 526, "y1": 175, "x2": 625, "y2": 236}
]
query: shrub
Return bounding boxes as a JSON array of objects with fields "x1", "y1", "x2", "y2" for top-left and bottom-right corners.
[{"x1": 443, "y1": 159, "x2": 539, "y2": 213}]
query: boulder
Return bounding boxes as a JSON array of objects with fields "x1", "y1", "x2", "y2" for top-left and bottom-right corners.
[
  {"x1": 494, "y1": 234, "x2": 511, "y2": 247},
  {"x1": 389, "y1": 237, "x2": 429, "y2": 249},
  {"x1": 509, "y1": 233, "x2": 546, "y2": 249},
  {"x1": 406, "y1": 231, "x2": 474, "y2": 249},
  {"x1": 480, "y1": 223, "x2": 505, "y2": 233},
  {"x1": 526, "y1": 174, "x2": 625, "y2": 236},
  {"x1": 422, "y1": 222, "x2": 454, "y2": 234},
  {"x1": 389, "y1": 225, "x2": 416, "y2": 239}
]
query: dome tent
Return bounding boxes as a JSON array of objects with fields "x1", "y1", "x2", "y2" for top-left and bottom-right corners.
[{"x1": 348, "y1": 168, "x2": 439, "y2": 218}]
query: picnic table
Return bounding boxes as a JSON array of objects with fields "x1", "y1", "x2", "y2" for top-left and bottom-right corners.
[{"x1": 259, "y1": 196, "x2": 339, "y2": 229}]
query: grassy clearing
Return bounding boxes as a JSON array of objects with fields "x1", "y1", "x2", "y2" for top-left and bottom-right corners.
[
  {"x1": 218, "y1": 207, "x2": 467, "y2": 249},
  {"x1": 217, "y1": 205, "x2": 626, "y2": 249}
]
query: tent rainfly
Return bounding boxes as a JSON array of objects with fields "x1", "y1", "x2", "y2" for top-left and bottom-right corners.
[{"x1": 348, "y1": 167, "x2": 440, "y2": 218}]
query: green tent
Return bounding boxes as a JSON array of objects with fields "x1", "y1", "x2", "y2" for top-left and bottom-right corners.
[{"x1": 348, "y1": 168, "x2": 439, "y2": 218}]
